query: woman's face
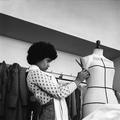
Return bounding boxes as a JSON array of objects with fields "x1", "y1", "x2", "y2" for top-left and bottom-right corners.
[{"x1": 37, "y1": 58, "x2": 51, "y2": 71}]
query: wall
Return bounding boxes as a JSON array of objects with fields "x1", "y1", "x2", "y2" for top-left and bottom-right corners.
[
  {"x1": 0, "y1": 35, "x2": 30, "y2": 67},
  {"x1": 0, "y1": 35, "x2": 81, "y2": 78},
  {"x1": 0, "y1": 0, "x2": 120, "y2": 50}
]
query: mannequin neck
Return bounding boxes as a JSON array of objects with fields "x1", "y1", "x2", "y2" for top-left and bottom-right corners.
[{"x1": 93, "y1": 48, "x2": 104, "y2": 57}]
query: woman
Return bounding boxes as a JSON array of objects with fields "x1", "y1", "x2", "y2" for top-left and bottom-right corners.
[{"x1": 26, "y1": 41, "x2": 90, "y2": 120}]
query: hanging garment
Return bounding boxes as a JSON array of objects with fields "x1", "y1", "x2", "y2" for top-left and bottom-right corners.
[
  {"x1": 19, "y1": 67, "x2": 29, "y2": 120},
  {"x1": 5, "y1": 63, "x2": 29, "y2": 120},
  {"x1": 74, "y1": 89, "x2": 81, "y2": 120},
  {"x1": 66, "y1": 88, "x2": 81, "y2": 120},
  {"x1": 5, "y1": 63, "x2": 20, "y2": 120},
  {"x1": 0, "y1": 61, "x2": 8, "y2": 120},
  {"x1": 19, "y1": 67, "x2": 28, "y2": 106}
]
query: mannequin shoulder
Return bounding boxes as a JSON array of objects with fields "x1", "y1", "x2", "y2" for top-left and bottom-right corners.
[
  {"x1": 101, "y1": 57, "x2": 114, "y2": 67},
  {"x1": 81, "y1": 55, "x2": 93, "y2": 69}
]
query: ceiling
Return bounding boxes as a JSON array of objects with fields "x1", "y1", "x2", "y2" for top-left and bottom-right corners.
[{"x1": 0, "y1": 13, "x2": 120, "y2": 60}]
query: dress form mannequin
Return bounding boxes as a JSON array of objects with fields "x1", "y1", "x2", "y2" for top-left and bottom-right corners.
[{"x1": 82, "y1": 41, "x2": 118, "y2": 118}]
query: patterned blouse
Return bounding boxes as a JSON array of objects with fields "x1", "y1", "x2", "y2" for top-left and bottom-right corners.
[{"x1": 26, "y1": 65, "x2": 77, "y2": 105}]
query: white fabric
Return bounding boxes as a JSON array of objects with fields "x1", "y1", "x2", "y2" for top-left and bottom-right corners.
[
  {"x1": 54, "y1": 99, "x2": 68, "y2": 120},
  {"x1": 82, "y1": 104, "x2": 120, "y2": 120},
  {"x1": 51, "y1": 74, "x2": 68, "y2": 120}
]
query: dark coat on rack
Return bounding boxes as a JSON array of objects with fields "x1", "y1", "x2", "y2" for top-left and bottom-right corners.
[
  {"x1": 5, "y1": 63, "x2": 29, "y2": 120},
  {"x1": 19, "y1": 67, "x2": 28, "y2": 106},
  {"x1": 0, "y1": 62, "x2": 29, "y2": 120},
  {"x1": 0, "y1": 61, "x2": 8, "y2": 120},
  {"x1": 5, "y1": 63, "x2": 21, "y2": 120},
  {"x1": 66, "y1": 88, "x2": 81, "y2": 120}
]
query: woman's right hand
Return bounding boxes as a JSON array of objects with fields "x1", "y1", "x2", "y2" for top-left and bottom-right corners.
[
  {"x1": 75, "y1": 69, "x2": 90, "y2": 86},
  {"x1": 77, "y1": 69, "x2": 90, "y2": 82}
]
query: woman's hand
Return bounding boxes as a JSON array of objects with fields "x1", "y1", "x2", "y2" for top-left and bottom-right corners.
[
  {"x1": 75, "y1": 69, "x2": 90, "y2": 86},
  {"x1": 77, "y1": 69, "x2": 90, "y2": 82}
]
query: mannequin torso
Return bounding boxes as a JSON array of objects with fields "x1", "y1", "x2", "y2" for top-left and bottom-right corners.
[{"x1": 82, "y1": 49, "x2": 118, "y2": 118}]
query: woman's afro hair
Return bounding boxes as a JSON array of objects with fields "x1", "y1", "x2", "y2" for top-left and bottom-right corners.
[{"x1": 27, "y1": 41, "x2": 57, "y2": 65}]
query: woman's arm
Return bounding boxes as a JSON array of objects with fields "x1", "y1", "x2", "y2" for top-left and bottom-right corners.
[{"x1": 27, "y1": 69, "x2": 77, "y2": 99}]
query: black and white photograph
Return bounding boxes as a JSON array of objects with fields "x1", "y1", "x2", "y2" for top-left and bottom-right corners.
[{"x1": 0, "y1": 0, "x2": 120, "y2": 120}]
